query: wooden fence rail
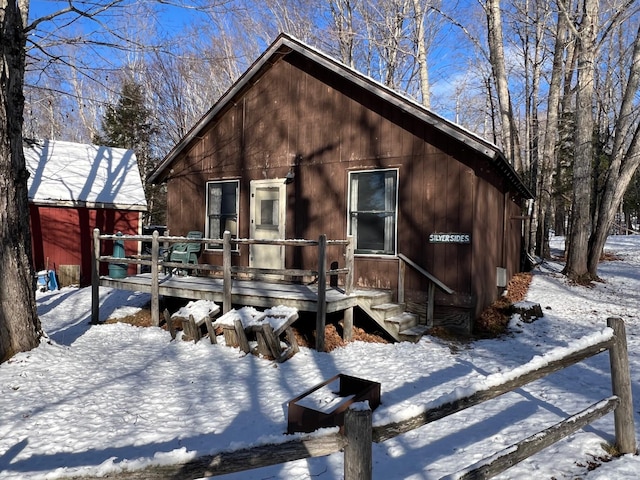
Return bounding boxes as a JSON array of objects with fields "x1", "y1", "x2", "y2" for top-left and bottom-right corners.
[
  {"x1": 77, "y1": 317, "x2": 635, "y2": 480},
  {"x1": 91, "y1": 229, "x2": 353, "y2": 350}
]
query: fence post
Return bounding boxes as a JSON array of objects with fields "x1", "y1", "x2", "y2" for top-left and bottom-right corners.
[
  {"x1": 223, "y1": 231, "x2": 232, "y2": 314},
  {"x1": 343, "y1": 235, "x2": 355, "y2": 342},
  {"x1": 316, "y1": 234, "x2": 327, "y2": 352},
  {"x1": 398, "y1": 256, "x2": 405, "y2": 304},
  {"x1": 151, "y1": 230, "x2": 160, "y2": 327},
  {"x1": 344, "y1": 404, "x2": 372, "y2": 480},
  {"x1": 345, "y1": 235, "x2": 354, "y2": 295},
  {"x1": 91, "y1": 228, "x2": 101, "y2": 324},
  {"x1": 426, "y1": 282, "x2": 435, "y2": 327},
  {"x1": 607, "y1": 317, "x2": 637, "y2": 454}
]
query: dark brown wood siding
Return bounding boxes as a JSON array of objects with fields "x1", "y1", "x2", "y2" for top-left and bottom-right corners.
[
  {"x1": 471, "y1": 180, "x2": 500, "y2": 316},
  {"x1": 164, "y1": 53, "x2": 526, "y2": 322}
]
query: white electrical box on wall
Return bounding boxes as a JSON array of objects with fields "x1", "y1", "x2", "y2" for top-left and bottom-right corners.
[{"x1": 496, "y1": 267, "x2": 507, "y2": 288}]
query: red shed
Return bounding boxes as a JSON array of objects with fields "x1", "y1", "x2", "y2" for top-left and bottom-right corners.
[
  {"x1": 26, "y1": 139, "x2": 147, "y2": 287},
  {"x1": 149, "y1": 34, "x2": 533, "y2": 334}
]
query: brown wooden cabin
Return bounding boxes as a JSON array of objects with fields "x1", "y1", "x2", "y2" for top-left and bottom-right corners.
[{"x1": 148, "y1": 33, "x2": 534, "y2": 335}]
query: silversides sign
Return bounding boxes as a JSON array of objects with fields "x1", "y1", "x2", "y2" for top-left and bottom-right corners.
[{"x1": 429, "y1": 233, "x2": 471, "y2": 244}]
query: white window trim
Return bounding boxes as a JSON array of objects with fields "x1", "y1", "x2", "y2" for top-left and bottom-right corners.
[
  {"x1": 205, "y1": 179, "x2": 240, "y2": 251},
  {"x1": 347, "y1": 168, "x2": 399, "y2": 256}
]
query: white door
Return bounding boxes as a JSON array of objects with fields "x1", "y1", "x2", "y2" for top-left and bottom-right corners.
[{"x1": 250, "y1": 179, "x2": 286, "y2": 275}]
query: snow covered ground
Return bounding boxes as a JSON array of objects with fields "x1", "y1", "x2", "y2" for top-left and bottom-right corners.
[{"x1": 2, "y1": 235, "x2": 640, "y2": 479}]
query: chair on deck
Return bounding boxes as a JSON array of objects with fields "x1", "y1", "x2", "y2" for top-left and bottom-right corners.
[{"x1": 164, "y1": 231, "x2": 203, "y2": 274}]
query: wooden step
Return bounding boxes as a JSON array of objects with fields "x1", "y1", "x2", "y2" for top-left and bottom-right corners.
[
  {"x1": 355, "y1": 289, "x2": 393, "y2": 307},
  {"x1": 385, "y1": 312, "x2": 419, "y2": 330},
  {"x1": 398, "y1": 324, "x2": 430, "y2": 343},
  {"x1": 355, "y1": 289, "x2": 427, "y2": 342},
  {"x1": 383, "y1": 312, "x2": 419, "y2": 340},
  {"x1": 371, "y1": 302, "x2": 405, "y2": 318}
]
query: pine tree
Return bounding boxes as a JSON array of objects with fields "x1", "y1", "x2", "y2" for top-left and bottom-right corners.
[{"x1": 95, "y1": 80, "x2": 165, "y2": 225}]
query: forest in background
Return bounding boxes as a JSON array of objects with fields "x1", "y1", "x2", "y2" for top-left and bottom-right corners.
[{"x1": 22, "y1": 0, "x2": 640, "y2": 280}]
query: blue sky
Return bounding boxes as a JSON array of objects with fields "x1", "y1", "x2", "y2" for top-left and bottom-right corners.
[{"x1": 26, "y1": 0, "x2": 487, "y2": 132}]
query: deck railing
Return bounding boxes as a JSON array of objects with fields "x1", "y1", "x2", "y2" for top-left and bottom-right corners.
[
  {"x1": 92, "y1": 229, "x2": 353, "y2": 351},
  {"x1": 82, "y1": 317, "x2": 635, "y2": 480},
  {"x1": 397, "y1": 253, "x2": 454, "y2": 326}
]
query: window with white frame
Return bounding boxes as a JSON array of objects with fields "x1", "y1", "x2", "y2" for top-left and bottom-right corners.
[
  {"x1": 348, "y1": 169, "x2": 398, "y2": 255},
  {"x1": 206, "y1": 180, "x2": 239, "y2": 249}
]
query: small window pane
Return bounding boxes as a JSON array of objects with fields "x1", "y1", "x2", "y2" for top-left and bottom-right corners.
[
  {"x1": 357, "y1": 173, "x2": 387, "y2": 211},
  {"x1": 207, "y1": 180, "x2": 239, "y2": 249},
  {"x1": 260, "y1": 199, "x2": 278, "y2": 226},
  {"x1": 357, "y1": 213, "x2": 386, "y2": 251}
]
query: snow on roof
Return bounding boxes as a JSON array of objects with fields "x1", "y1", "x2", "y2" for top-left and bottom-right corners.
[{"x1": 25, "y1": 139, "x2": 147, "y2": 211}]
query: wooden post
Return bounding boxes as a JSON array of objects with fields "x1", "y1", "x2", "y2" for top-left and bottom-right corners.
[
  {"x1": 398, "y1": 256, "x2": 405, "y2": 304},
  {"x1": 186, "y1": 314, "x2": 201, "y2": 343},
  {"x1": 234, "y1": 318, "x2": 251, "y2": 354},
  {"x1": 316, "y1": 234, "x2": 327, "y2": 352},
  {"x1": 607, "y1": 317, "x2": 637, "y2": 454},
  {"x1": 343, "y1": 235, "x2": 354, "y2": 342},
  {"x1": 223, "y1": 231, "x2": 232, "y2": 314},
  {"x1": 204, "y1": 315, "x2": 217, "y2": 344},
  {"x1": 426, "y1": 282, "x2": 435, "y2": 327},
  {"x1": 343, "y1": 307, "x2": 354, "y2": 342},
  {"x1": 164, "y1": 309, "x2": 176, "y2": 339},
  {"x1": 285, "y1": 327, "x2": 299, "y2": 355},
  {"x1": 344, "y1": 405, "x2": 372, "y2": 480},
  {"x1": 256, "y1": 323, "x2": 282, "y2": 359},
  {"x1": 91, "y1": 228, "x2": 101, "y2": 324},
  {"x1": 345, "y1": 235, "x2": 354, "y2": 295},
  {"x1": 161, "y1": 228, "x2": 169, "y2": 273},
  {"x1": 151, "y1": 230, "x2": 160, "y2": 327}
]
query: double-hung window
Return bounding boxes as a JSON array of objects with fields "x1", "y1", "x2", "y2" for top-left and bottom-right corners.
[
  {"x1": 348, "y1": 169, "x2": 398, "y2": 255},
  {"x1": 206, "y1": 180, "x2": 239, "y2": 249}
]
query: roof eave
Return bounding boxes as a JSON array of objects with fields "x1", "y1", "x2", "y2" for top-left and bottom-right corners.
[
  {"x1": 29, "y1": 199, "x2": 148, "y2": 211},
  {"x1": 148, "y1": 36, "x2": 295, "y2": 184},
  {"x1": 149, "y1": 33, "x2": 534, "y2": 199},
  {"x1": 280, "y1": 37, "x2": 534, "y2": 199}
]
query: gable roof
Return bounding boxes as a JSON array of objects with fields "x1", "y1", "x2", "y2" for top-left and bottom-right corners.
[
  {"x1": 25, "y1": 139, "x2": 147, "y2": 211},
  {"x1": 149, "y1": 33, "x2": 533, "y2": 199}
]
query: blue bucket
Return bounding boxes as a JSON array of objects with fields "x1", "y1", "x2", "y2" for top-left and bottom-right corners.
[{"x1": 108, "y1": 263, "x2": 127, "y2": 279}]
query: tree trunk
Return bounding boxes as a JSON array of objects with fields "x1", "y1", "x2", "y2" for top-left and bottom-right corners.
[
  {"x1": 564, "y1": 0, "x2": 598, "y2": 281},
  {"x1": 412, "y1": 0, "x2": 430, "y2": 108},
  {"x1": 330, "y1": 0, "x2": 356, "y2": 68},
  {"x1": 536, "y1": 0, "x2": 570, "y2": 259},
  {"x1": 525, "y1": 0, "x2": 547, "y2": 257},
  {"x1": 0, "y1": 0, "x2": 42, "y2": 363},
  {"x1": 587, "y1": 21, "x2": 640, "y2": 276},
  {"x1": 485, "y1": 0, "x2": 522, "y2": 171}
]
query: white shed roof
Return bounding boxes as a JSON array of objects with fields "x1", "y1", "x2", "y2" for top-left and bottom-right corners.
[{"x1": 25, "y1": 139, "x2": 147, "y2": 211}]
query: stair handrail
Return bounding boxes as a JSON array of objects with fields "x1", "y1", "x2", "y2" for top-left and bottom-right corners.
[
  {"x1": 398, "y1": 254, "x2": 454, "y2": 295},
  {"x1": 397, "y1": 253, "x2": 454, "y2": 326}
]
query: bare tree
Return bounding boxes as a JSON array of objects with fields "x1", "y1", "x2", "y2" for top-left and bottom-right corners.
[
  {"x1": 484, "y1": 0, "x2": 523, "y2": 171},
  {"x1": 411, "y1": 0, "x2": 432, "y2": 107},
  {"x1": 3, "y1": 0, "x2": 173, "y2": 362},
  {"x1": 329, "y1": 0, "x2": 358, "y2": 67},
  {"x1": 1, "y1": 0, "x2": 43, "y2": 362},
  {"x1": 587, "y1": 19, "x2": 640, "y2": 275},
  {"x1": 563, "y1": 0, "x2": 599, "y2": 280},
  {"x1": 536, "y1": 0, "x2": 572, "y2": 259}
]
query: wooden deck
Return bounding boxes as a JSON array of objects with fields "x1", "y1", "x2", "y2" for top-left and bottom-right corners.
[
  {"x1": 99, "y1": 273, "x2": 357, "y2": 313},
  {"x1": 92, "y1": 230, "x2": 359, "y2": 351}
]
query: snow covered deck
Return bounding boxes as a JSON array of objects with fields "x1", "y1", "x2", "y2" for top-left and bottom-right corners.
[
  {"x1": 98, "y1": 272, "x2": 356, "y2": 314},
  {"x1": 92, "y1": 230, "x2": 356, "y2": 351}
]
